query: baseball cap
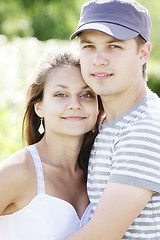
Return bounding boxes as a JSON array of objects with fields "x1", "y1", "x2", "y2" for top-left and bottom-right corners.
[{"x1": 70, "y1": 0, "x2": 151, "y2": 41}]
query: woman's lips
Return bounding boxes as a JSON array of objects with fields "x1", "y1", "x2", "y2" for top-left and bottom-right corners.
[{"x1": 62, "y1": 116, "x2": 86, "y2": 120}]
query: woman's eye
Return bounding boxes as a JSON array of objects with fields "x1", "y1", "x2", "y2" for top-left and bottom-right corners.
[
  {"x1": 54, "y1": 93, "x2": 67, "y2": 97},
  {"x1": 80, "y1": 92, "x2": 95, "y2": 98}
]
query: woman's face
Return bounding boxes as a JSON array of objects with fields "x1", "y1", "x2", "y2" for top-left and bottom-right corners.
[{"x1": 35, "y1": 65, "x2": 98, "y2": 137}]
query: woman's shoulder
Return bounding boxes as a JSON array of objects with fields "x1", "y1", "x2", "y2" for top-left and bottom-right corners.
[
  {"x1": 1, "y1": 147, "x2": 33, "y2": 174},
  {"x1": 0, "y1": 147, "x2": 35, "y2": 214},
  {"x1": 0, "y1": 148, "x2": 35, "y2": 194}
]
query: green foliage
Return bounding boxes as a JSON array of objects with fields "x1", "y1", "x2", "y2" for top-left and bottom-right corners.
[
  {"x1": 137, "y1": 0, "x2": 160, "y2": 61},
  {"x1": 147, "y1": 59, "x2": 160, "y2": 95},
  {"x1": 0, "y1": 102, "x2": 22, "y2": 161},
  {"x1": 0, "y1": 0, "x2": 82, "y2": 41}
]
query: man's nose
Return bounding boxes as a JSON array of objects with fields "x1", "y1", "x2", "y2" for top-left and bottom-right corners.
[{"x1": 92, "y1": 50, "x2": 109, "y2": 67}]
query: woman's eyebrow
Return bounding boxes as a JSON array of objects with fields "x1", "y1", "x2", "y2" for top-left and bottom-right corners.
[
  {"x1": 55, "y1": 85, "x2": 90, "y2": 90},
  {"x1": 55, "y1": 84, "x2": 68, "y2": 88},
  {"x1": 82, "y1": 85, "x2": 90, "y2": 90}
]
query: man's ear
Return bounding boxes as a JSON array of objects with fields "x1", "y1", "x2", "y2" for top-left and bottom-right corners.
[
  {"x1": 34, "y1": 102, "x2": 43, "y2": 118},
  {"x1": 140, "y1": 41, "x2": 152, "y2": 65}
]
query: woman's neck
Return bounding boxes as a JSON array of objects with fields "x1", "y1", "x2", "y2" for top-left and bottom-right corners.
[{"x1": 35, "y1": 134, "x2": 84, "y2": 173}]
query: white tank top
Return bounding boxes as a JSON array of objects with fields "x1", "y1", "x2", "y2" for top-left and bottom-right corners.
[{"x1": 0, "y1": 145, "x2": 92, "y2": 240}]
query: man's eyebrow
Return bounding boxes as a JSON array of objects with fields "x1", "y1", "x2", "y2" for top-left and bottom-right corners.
[
  {"x1": 80, "y1": 39, "x2": 93, "y2": 44},
  {"x1": 107, "y1": 39, "x2": 125, "y2": 44},
  {"x1": 80, "y1": 38, "x2": 125, "y2": 44}
]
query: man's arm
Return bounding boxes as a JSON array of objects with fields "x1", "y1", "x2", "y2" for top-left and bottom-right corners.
[{"x1": 67, "y1": 182, "x2": 152, "y2": 240}]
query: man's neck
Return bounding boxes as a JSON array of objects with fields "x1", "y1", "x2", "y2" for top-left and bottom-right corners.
[{"x1": 101, "y1": 85, "x2": 151, "y2": 122}]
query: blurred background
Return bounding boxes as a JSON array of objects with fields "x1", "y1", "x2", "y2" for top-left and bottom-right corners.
[{"x1": 0, "y1": 0, "x2": 160, "y2": 161}]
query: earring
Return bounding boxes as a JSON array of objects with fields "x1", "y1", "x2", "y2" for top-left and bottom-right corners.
[{"x1": 38, "y1": 118, "x2": 44, "y2": 134}]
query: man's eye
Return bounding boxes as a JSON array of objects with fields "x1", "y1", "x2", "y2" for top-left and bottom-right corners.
[
  {"x1": 83, "y1": 45, "x2": 94, "y2": 49},
  {"x1": 109, "y1": 45, "x2": 121, "y2": 49}
]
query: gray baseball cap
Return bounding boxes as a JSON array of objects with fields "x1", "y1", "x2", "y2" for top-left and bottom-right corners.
[{"x1": 70, "y1": 0, "x2": 151, "y2": 41}]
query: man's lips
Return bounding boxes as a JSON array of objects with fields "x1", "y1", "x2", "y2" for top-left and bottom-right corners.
[{"x1": 91, "y1": 72, "x2": 113, "y2": 80}]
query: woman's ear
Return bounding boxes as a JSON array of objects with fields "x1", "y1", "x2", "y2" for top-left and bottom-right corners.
[
  {"x1": 140, "y1": 41, "x2": 152, "y2": 65},
  {"x1": 34, "y1": 102, "x2": 43, "y2": 118}
]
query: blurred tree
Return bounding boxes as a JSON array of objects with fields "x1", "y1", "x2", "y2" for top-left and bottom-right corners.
[
  {"x1": 0, "y1": 0, "x2": 84, "y2": 41},
  {"x1": 16, "y1": 0, "x2": 82, "y2": 40},
  {"x1": 138, "y1": 0, "x2": 160, "y2": 61},
  {"x1": 0, "y1": 0, "x2": 33, "y2": 38}
]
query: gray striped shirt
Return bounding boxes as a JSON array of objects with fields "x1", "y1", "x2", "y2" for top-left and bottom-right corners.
[{"x1": 87, "y1": 93, "x2": 160, "y2": 239}]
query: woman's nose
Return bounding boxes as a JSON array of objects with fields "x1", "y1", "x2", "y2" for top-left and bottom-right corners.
[{"x1": 67, "y1": 96, "x2": 82, "y2": 110}]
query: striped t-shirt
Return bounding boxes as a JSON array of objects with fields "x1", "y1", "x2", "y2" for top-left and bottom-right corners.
[{"x1": 87, "y1": 93, "x2": 160, "y2": 239}]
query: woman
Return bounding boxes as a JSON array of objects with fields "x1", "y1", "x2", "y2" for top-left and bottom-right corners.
[{"x1": 0, "y1": 50, "x2": 102, "y2": 239}]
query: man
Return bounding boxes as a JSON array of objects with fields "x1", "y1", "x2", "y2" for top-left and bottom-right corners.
[{"x1": 67, "y1": 0, "x2": 160, "y2": 239}]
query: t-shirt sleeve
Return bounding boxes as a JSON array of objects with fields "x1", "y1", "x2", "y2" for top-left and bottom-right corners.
[{"x1": 108, "y1": 120, "x2": 160, "y2": 193}]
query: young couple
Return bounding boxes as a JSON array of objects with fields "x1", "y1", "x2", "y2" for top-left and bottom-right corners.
[{"x1": 0, "y1": 0, "x2": 160, "y2": 239}]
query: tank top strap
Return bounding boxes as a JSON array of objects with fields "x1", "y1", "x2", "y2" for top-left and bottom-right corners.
[{"x1": 26, "y1": 145, "x2": 45, "y2": 194}]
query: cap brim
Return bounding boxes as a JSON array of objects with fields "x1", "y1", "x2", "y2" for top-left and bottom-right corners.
[{"x1": 70, "y1": 22, "x2": 139, "y2": 40}]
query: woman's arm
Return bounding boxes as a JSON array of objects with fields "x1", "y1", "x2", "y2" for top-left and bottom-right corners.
[{"x1": 66, "y1": 182, "x2": 153, "y2": 240}]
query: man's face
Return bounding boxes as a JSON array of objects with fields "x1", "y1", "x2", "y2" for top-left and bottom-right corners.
[{"x1": 79, "y1": 30, "x2": 145, "y2": 99}]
